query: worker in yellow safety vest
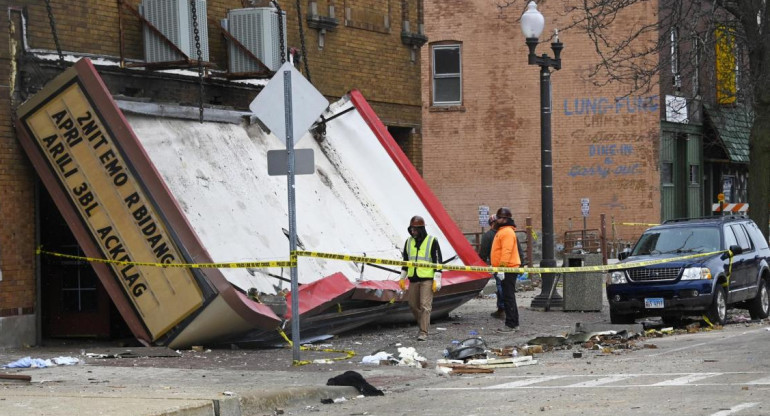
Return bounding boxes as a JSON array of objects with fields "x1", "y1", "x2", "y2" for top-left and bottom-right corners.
[{"x1": 399, "y1": 215, "x2": 443, "y2": 341}]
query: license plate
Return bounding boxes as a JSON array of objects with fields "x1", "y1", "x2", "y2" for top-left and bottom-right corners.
[{"x1": 644, "y1": 298, "x2": 664, "y2": 308}]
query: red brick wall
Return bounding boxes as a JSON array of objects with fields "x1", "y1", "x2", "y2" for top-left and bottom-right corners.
[{"x1": 421, "y1": 0, "x2": 661, "y2": 242}]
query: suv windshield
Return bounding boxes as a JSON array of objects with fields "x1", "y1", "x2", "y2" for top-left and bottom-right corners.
[{"x1": 631, "y1": 226, "x2": 720, "y2": 256}]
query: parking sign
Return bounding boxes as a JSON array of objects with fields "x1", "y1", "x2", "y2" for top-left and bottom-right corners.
[{"x1": 478, "y1": 205, "x2": 489, "y2": 227}]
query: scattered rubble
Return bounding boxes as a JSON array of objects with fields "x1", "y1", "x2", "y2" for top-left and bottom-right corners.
[{"x1": 359, "y1": 344, "x2": 426, "y2": 368}]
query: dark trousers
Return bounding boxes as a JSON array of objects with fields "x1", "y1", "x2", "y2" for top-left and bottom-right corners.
[
  {"x1": 501, "y1": 273, "x2": 520, "y2": 328},
  {"x1": 494, "y1": 274, "x2": 504, "y2": 310}
]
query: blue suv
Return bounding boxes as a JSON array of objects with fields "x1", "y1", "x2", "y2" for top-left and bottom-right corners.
[{"x1": 607, "y1": 216, "x2": 770, "y2": 325}]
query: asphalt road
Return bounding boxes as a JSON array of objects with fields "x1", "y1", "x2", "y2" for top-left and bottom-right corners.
[
  {"x1": 2, "y1": 285, "x2": 767, "y2": 416},
  {"x1": 282, "y1": 323, "x2": 770, "y2": 416},
  {"x1": 279, "y1": 290, "x2": 770, "y2": 416}
]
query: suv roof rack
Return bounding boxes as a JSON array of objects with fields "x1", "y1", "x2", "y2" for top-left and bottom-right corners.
[{"x1": 662, "y1": 214, "x2": 747, "y2": 224}]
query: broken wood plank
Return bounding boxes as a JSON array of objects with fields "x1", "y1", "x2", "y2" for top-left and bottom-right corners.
[
  {"x1": 437, "y1": 364, "x2": 494, "y2": 374},
  {"x1": 0, "y1": 373, "x2": 31, "y2": 383}
]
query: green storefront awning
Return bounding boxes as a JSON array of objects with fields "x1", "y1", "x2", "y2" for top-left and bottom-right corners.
[{"x1": 704, "y1": 104, "x2": 752, "y2": 163}]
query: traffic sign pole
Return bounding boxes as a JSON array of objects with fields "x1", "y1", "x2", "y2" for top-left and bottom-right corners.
[
  {"x1": 283, "y1": 71, "x2": 300, "y2": 363},
  {"x1": 251, "y1": 62, "x2": 329, "y2": 365}
]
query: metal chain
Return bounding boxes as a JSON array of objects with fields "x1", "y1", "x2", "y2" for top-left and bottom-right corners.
[
  {"x1": 295, "y1": 0, "x2": 311, "y2": 83},
  {"x1": 44, "y1": 0, "x2": 65, "y2": 67},
  {"x1": 272, "y1": 1, "x2": 286, "y2": 65},
  {"x1": 190, "y1": 0, "x2": 204, "y2": 123}
]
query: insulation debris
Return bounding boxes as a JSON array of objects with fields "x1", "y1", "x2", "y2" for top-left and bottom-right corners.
[{"x1": 436, "y1": 356, "x2": 538, "y2": 374}]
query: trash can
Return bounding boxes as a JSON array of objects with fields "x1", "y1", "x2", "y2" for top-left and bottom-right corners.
[{"x1": 562, "y1": 252, "x2": 603, "y2": 311}]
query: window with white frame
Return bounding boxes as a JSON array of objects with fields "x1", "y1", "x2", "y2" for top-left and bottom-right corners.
[
  {"x1": 432, "y1": 44, "x2": 462, "y2": 106},
  {"x1": 670, "y1": 27, "x2": 681, "y2": 89},
  {"x1": 693, "y1": 36, "x2": 701, "y2": 96}
]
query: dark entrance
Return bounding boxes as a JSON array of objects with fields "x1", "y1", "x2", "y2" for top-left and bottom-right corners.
[{"x1": 39, "y1": 185, "x2": 129, "y2": 339}]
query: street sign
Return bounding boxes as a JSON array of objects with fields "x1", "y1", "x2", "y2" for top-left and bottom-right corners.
[
  {"x1": 267, "y1": 149, "x2": 315, "y2": 175},
  {"x1": 581, "y1": 198, "x2": 590, "y2": 217},
  {"x1": 250, "y1": 62, "x2": 329, "y2": 146},
  {"x1": 478, "y1": 205, "x2": 489, "y2": 228}
]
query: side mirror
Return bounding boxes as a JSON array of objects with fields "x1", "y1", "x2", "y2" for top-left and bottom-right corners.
[
  {"x1": 618, "y1": 251, "x2": 629, "y2": 261},
  {"x1": 722, "y1": 244, "x2": 743, "y2": 259}
]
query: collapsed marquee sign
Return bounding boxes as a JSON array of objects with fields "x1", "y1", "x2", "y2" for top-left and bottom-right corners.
[{"x1": 15, "y1": 58, "x2": 487, "y2": 348}]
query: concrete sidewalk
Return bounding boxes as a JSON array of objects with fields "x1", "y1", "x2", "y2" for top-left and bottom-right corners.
[
  {"x1": 0, "y1": 364, "x2": 362, "y2": 416},
  {"x1": 0, "y1": 282, "x2": 614, "y2": 416}
]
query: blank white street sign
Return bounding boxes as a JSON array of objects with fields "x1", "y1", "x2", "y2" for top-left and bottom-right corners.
[{"x1": 250, "y1": 62, "x2": 329, "y2": 146}]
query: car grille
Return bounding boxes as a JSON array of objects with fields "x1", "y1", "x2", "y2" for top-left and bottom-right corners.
[{"x1": 627, "y1": 267, "x2": 681, "y2": 282}]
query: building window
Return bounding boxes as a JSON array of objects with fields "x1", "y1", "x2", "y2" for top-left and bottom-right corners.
[
  {"x1": 432, "y1": 44, "x2": 462, "y2": 106},
  {"x1": 689, "y1": 164, "x2": 699, "y2": 185},
  {"x1": 662, "y1": 162, "x2": 674, "y2": 185},
  {"x1": 670, "y1": 27, "x2": 680, "y2": 89},
  {"x1": 693, "y1": 36, "x2": 701, "y2": 96}
]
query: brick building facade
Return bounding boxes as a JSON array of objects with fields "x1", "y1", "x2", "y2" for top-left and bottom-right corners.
[
  {"x1": 0, "y1": 0, "x2": 425, "y2": 346},
  {"x1": 420, "y1": 0, "x2": 662, "y2": 246}
]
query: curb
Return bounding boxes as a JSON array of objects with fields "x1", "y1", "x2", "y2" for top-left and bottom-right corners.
[{"x1": 235, "y1": 386, "x2": 359, "y2": 415}]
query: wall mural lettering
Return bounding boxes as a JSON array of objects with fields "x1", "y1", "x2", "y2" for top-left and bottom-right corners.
[
  {"x1": 563, "y1": 96, "x2": 659, "y2": 116},
  {"x1": 568, "y1": 143, "x2": 640, "y2": 178}
]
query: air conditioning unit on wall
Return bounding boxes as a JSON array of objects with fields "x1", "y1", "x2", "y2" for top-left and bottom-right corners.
[
  {"x1": 140, "y1": 0, "x2": 209, "y2": 63},
  {"x1": 224, "y1": 7, "x2": 287, "y2": 73}
]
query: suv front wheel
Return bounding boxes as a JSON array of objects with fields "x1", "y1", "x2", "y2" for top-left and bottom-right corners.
[{"x1": 706, "y1": 286, "x2": 727, "y2": 325}]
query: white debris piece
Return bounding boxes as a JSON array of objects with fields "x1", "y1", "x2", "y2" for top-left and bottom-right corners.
[
  {"x1": 361, "y1": 351, "x2": 395, "y2": 365},
  {"x1": 397, "y1": 346, "x2": 426, "y2": 368}
]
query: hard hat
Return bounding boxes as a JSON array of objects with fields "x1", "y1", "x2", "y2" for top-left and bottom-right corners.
[
  {"x1": 409, "y1": 215, "x2": 426, "y2": 227},
  {"x1": 496, "y1": 207, "x2": 513, "y2": 218}
]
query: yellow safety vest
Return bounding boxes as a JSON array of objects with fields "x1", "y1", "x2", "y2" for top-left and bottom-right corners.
[{"x1": 406, "y1": 235, "x2": 436, "y2": 278}]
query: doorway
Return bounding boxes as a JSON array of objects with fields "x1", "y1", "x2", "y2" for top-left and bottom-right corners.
[{"x1": 39, "y1": 186, "x2": 130, "y2": 339}]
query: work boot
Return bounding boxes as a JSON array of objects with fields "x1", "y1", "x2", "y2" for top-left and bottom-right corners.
[
  {"x1": 496, "y1": 326, "x2": 518, "y2": 333},
  {"x1": 490, "y1": 309, "x2": 505, "y2": 319}
]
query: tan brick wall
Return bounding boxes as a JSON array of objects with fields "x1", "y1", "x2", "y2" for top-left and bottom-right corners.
[
  {"x1": 8, "y1": 1, "x2": 421, "y2": 109},
  {"x1": 0, "y1": 0, "x2": 422, "y2": 314},
  {"x1": 421, "y1": 0, "x2": 661, "y2": 241},
  {"x1": 0, "y1": 10, "x2": 38, "y2": 314}
]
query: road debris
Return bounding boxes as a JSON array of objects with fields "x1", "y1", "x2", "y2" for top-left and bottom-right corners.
[
  {"x1": 2, "y1": 356, "x2": 80, "y2": 368},
  {"x1": 436, "y1": 354, "x2": 538, "y2": 374},
  {"x1": 326, "y1": 371, "x2": 384, "y2": 396},
  {"x1": 0, "y1": 373, "x2": 31, "y2": 384},
  {"x1": 360, "y1": 345, "x2": 425, "y2": 368}
]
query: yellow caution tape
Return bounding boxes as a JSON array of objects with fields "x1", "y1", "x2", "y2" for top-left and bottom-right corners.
[
  {"x1": 276, "y1": 328, "x2": 356, "y2": 366},
  {"x1": 724, "y1": 250, "x2": 733, "y2": 287},
  {"x1": 36, "y1": 247, "x2": 729, "y2": 275},
  {"x1": 36, "y1": 247, "x2": 295, "y2": 269},
  {"x1": 617, "y1": 222, "x2": 660, "y2": 227},
  {"x1": 296, "y1": 249, "x2": 726, "y2": 275}
]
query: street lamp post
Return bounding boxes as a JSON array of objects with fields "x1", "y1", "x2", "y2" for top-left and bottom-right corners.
[{"x1": 521, "y1": 1, "x2": 564, "y2": 309}]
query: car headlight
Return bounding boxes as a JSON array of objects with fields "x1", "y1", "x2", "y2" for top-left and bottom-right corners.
[
  {"x1": 681, "y1": 267, "x2": 712, "y2": 280},
  {"x1": 609, "y1": 271, "x2": 628, "y2": 285}
]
